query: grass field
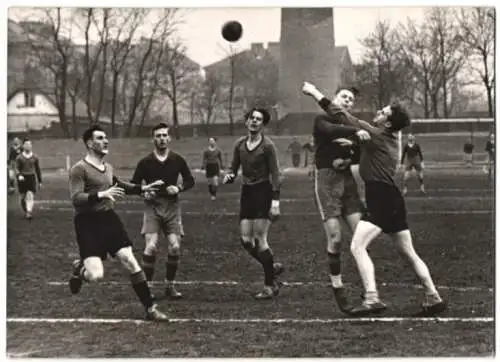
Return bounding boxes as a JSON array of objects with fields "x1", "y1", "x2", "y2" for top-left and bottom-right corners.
[
  {"x1": 32, "y1": 133, "x2": 491, "y2": 170},
  {"x1": 6, "y1": 167, "x2": 495, "y2": 357}
]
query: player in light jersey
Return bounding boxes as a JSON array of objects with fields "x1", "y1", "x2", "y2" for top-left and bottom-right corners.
[
  {"x1": 8, "y1": 137, "x2": 22, "y2": 194},
  {"x1": 68, "y1": 125, "x2": 168, "y2": 321},
  {"x1": 223, "y1": 107, "x2": 284, "y2": 300},
  {"x1": 312, "y1": 101, "x2": 446, "y2": 317},
  {"x1": 201, "y1": 137, "x2": 224, "y2": 200},
  {"x1": 401, "y1": 134, "x2": 425, "y2": 195},
  {"x1": 132, "y1": 123, "x2": 195, "y2": 300},
  {"x1": 15, "y1": 138, "x2": 42, "y2": 219}
]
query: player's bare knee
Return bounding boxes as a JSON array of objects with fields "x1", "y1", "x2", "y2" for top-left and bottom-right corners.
[
  {"x1": 85, "y1": 264, "x2": 104, "y2": 282},
  {"x1": 144, "y1": 233, "x2": 159, "y2": 255},
  {"x1": 167, "y1": 235, "x2": 181, "y2": 256},
  {"x1": 116, "y1": 247, "x2": 142, "y2": 274}
]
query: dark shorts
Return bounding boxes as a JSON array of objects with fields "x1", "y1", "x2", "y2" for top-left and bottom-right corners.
[
  {"x1": 405, "y1": 159, "x2": 423, "y2": 172},
  {"x1": 74, "y1": 209, "x2": 132, "y2": 260},
  {"x1": 17, "y1": 174, "x2": 37, "y2": 194},
  {"x1": 314, "y1": 167, "x2": 364, "y2": 220},
  {"x1": 205, "y1": 163, "x2": 220, "y2": 178},
  {"x1": 362, "y1": 181, "x2": 408, "y2": 234},
  {"x1": 240, "y1": 181, "x2": 272, "y2": 220}
]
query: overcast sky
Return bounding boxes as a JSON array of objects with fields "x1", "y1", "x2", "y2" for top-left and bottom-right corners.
[{"x1": 8, "y1": 7, "x2": 432, "y2": 66}]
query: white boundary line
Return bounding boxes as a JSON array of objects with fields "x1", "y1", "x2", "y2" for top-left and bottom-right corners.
[
  {"x1": 34, "y1": 206, "x2": 493, "y2": 216},
  {"x1": 6, "y1": 317, "x2": 494, "y2": 324},
  {"x1": 45, "y1": 280, "x2": 494, "y2": 292}
]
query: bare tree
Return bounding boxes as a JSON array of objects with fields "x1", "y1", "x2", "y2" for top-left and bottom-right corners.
[
  {"x1": 457, "y1": 7, "x2": 495, "y2": 116},
  {"x1": 196, "y1": 72, "x2": 221, "y2": 135},
  {"x1": 426, "y1": 7, "x2": 466, "y2": 118},
  {"x1": 157, "y1": 40, "x2": 202, "y2": 139},
  {"x1": 117, "y1": 9, "x2": 180, "y2": 136},
  {"x1": 107, "y1": 9, "x2": 145, "y2": 135},
  {"x1": 23, "y1": 8, "x2": 74, "y2": 137}
]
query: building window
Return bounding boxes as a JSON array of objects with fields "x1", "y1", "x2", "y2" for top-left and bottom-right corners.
[{"x1": 23, "y1": 91, "x2": 35, "y2": 107}]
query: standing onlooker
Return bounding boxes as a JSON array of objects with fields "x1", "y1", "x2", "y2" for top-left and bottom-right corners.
[
  {"x1": 463, "y1": 137, "x2": 474, "y2": 167},
  {"x1": 287, "y1": 137, "x2": 302, "y2": 168}
]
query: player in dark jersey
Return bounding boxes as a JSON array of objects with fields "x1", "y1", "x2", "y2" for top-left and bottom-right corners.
[
  {"x1": 312, "y1": 100, "x2": 446, "y2": 317},
  {"x1": 15, "y1": 138, "x2": 42, "y2": 219},
  {"x1": 131, "y1": 123, "x2": 195, "y2": 299},
  {"x1": 401, "y1": 134, "x2": 425, "y2": 195},
  {"x1": 302, "y1": 81, "x2": 368, "y2": 313},
  {"x1": 68, "y1": 125, "x2": 168, "y2": 321},
  {"x1": 8, "y1": 137, "x2": 22, "y2": 194},
  {"x1": 223, "y1": 107, "x2": 284, "y2": 300},
  {"x1": 463, "y1": 137, "x2": 474, "y2": 166},
  {"x1": 485, "y1": 132, "x2": 494, "y2": 180},
  {"x1": 201, "y1": 137, "x2": 223, "y2": 200}
]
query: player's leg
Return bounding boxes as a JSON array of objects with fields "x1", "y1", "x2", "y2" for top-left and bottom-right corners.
[
  {"x1": 8, "y1": 167, "x2": 16, "y2": 194},
  {"x1": 114, "y1": 246, "x2": 168, "y2": 321},
  {"x1": 212, "y1": 174, "x2": 220, "y2": 199},
  {"x1": 314, "y1": 168, "x2": 350, "y2": 311},
  {"x1": 349, "y1": 220, "x2": 387, "y2": 316},
  {"x1": 402, "y1": 165, "x2": 412, "y2": 195},
  {"x1": 416, "y1": 163, "x2": 425, "y2": 193},
  {"x1": 253, "y1": 218, "x2": 282, "y2": 300},
  {"x1": 140, "y1": 208, "x2": 162, "y2": 282},
  {"x1": 239, "y1": 185, "x2": 262, "y2": 263},
  {"x1": 390, "y1": 230, "x2": 446, "y2": 316},
  {"x1": 162, "y1": 206, "x2": 184, "y2": 299}
]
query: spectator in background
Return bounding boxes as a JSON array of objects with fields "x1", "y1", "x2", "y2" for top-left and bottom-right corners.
[
  {"x1": 485, "y1": 132, "x2": 495, "y2": 180},
  {"x1": 463, "y1": 137, "x2": 474, "y2": 167},
  {"x1": 287, "y1": 137, "x2": 302, "y2": 168}
]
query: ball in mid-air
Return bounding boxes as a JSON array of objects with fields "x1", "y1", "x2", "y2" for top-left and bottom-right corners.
[{"x1": 222, "y1": 20, "x2": 243, "y2": 42}]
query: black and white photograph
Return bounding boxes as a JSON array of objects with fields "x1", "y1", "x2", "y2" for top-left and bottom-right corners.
[{"x1": 4, "y1": 4, "x2": 496, "y2": 357}]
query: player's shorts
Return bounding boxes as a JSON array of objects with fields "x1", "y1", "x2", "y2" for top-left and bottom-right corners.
[
  {"x1": 314, "y1": 167, "x2": 364, "y2": 221},
  {"x1": 362, "y1": 181, "x2": 408, "y2": 234},
  {"x1": 205, "y1": 163, "x2": 220, "y2": 178},
  {"x1": 405, "y1": 159, "x2": 423, "y2": 172},
  {"x1": 17, "y1": 174, "x2": 37, "y2": 194},
  {"x1": 463, "y1": 153, "x2": 473, "y2": 162},
  {"x1": 74, "y1": 209, "x2": 132, "y2": 260},
  {"x1": 240, "y1": 180, "x2": 273, "y2": 220},
  {"x1": 141, "y1": 201, "x2": 182, "y2": 236}
]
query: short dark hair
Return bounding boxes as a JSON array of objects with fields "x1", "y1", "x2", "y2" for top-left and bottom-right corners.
[
  {"x1": 335, "y1": 85, "x2": 360, "y2": 97},
  {"x1": 22, "y1": 137, "x2": 31, "y2": 144},
  {"x1": 387, "y1": 102, "x2": 411, "y2": 132},
  {"x1": 245, "y1": 107, "x2": 271, "y2": 125},
  {"x1": 152, "y1": 123, "x2": 169, "y2": 135},
  {"x1": 83, "y1": 125, "x2": 104, "y2": 145}
]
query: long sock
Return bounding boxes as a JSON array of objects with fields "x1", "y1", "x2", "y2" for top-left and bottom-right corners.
[
  {"x1": 241, "y1": 239, "x2": 261, "y2": 264},
  {"x1": 130, "y1": 270, "x2": 154, "y2": 310},
  {"x1": 165, "y1": 254, "x2": 180, "y2": 282},
  {"x1": 20, "y1": 198, "x2": 26, "y2": 213},
  {"x1": 328, "y1": 252, "x2": 343, "y2": 288},
  {"x1": 213, "y1": 185, "x2": 218, "y2": 197},
  {"x1": 258, "y1": 248, "x2": 275, "y2": 286},
  {"x1": 208, "y1": 185, "x2": 214, "y2": 196},
  {"x1": 142, "y1": 254, "x2": 156, "y2": 281}
]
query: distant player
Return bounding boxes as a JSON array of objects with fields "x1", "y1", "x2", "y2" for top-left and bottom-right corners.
[
  {"x1": 15, "y1": 138, "x2": 42, "y2": 219},
  {"x1": 223, "y1": 107, "x2": 284, "y2": 300},
  {"x1": 287, "y1": 137, "x2": 302, "y2": 168},
  {"x1": 302, "y1": 136, "x2": 315, "y2": 178},
  {"x1": 132, "y1": 123, "x2": 195, "y2": 300},
  {"x1": 201, "y1": 137, "x2": 223, "y2": 200},
  {"x1": 463, "y1": 137, "x2": 474, "y2": 166},
  {"x1": 401, "y1": 134, "x2": 425, "y2": 195},
  {"x1": 68, "y1": 125, "x2": 168, "y2": 321},
  {"x1": 485, "y1": 132, "x2": 494, "y2": 179},
  {"x1": 313, "y1": 101, "x2": 446, "y2": 317},
  {"x1": 302, "y1": 81, "x2": 367, "y2": 313},
  {"x1": 8, "y1": 137, "x2": 22, "y2": 194}
]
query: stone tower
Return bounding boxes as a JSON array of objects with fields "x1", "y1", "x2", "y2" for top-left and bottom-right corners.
[{"x1": 278, "y1": 8, "x2": 337, "y2": 116}]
